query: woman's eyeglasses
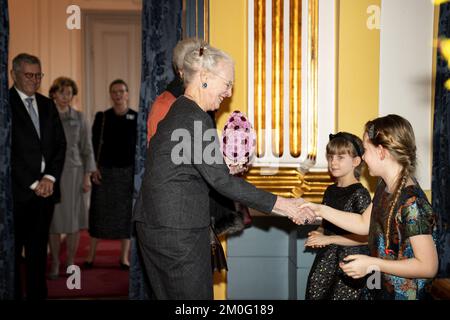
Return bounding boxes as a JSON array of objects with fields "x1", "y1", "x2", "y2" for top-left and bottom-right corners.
[
  {"x1": 199, "y1": 47, "x2": 233, "y2": 90},
  {"x1": 211, "y1": 71, "x2": 233, "y2": 90}
]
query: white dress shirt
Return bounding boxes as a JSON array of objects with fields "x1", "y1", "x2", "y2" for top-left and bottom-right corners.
[{"x1": 15, "y1": 87, "x2": 56, "y2": 189}]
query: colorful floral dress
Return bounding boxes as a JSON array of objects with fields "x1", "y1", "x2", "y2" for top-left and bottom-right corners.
[{"x1": 368, "y1": 180, "x2": 438, "y2": 300}]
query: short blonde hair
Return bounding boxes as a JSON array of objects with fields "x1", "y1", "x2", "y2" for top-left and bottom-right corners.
[
  {"x1": 182, "y1": 45, "x2": 234, "y2": 86},
  {"x1": 172, "y1": 38, "x2": 207, "y2": 72}
]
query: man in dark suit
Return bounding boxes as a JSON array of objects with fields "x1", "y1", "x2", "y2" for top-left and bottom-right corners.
[{"x1": 10, "y1": 53, "x2": 66, "y2": 299}]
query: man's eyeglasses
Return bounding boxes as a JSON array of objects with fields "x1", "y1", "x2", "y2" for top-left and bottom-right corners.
[
  {"x1": 20, "y1": 72, "x2": 44, "y2": 80},
  {"x1": 211, "y1": 71, "x2": 233, "y2": 90}
]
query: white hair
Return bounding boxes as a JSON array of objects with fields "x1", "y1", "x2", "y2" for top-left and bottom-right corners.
[
  {"x1": 172, "y1": 38, "x2": 207, "y2": 72},
  {"x1": 182, "y1": 45, "x2": 234, "y2": 86}
]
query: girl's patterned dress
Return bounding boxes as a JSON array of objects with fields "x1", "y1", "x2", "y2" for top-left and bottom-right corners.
[
  {"x1": 306, "y1": 183, "x2": 371, "y2": 300},
  {"x1": 367, "y1": 180, "x2": 437, "y2": 300}
]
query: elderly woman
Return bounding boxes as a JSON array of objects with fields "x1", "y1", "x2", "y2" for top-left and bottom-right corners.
[
  {"x1": 133, "y1": 45, "x2": 314, "y2": 300},
  {"x1": 147, "y1": 37, "x2": 206, "y2": 142},
  {"x1": 148, "y1": 38, "x2": 246, "y2": 240},
  {"x1": 47, "y1": 77, "x2": 96, "y2": 279}
]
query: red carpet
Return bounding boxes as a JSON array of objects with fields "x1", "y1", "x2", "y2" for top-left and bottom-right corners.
[{"x1": 46, "y1": 230, "x2": 129, "y2": 299}]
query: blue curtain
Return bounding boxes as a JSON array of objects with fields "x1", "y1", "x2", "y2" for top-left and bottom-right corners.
[
  {"x1": 129, "y1": 0, "x2": 182, "y2": 299},
  {"x1": 0, "y1": 0, "x2": 14, "y2": 299},
  {"x1": 433, "y1": 3, "x2": 450, "y2": 278}
]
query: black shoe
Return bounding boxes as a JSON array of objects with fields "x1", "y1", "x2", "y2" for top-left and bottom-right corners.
[
  {"x1": 119, "y1": 262, "x2": 130, "y2": 270},
  {"x1": 83, "y1": 261, "x2": 94, "y2": 269}
]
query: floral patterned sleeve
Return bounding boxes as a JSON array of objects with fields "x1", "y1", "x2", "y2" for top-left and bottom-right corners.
[{"x1": 400, "y1": 196, "x2": 436, "y2": 239}]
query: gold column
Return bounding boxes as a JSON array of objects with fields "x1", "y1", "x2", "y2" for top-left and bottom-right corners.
[
  {"x1": 307, "y1": 0, "x2": 319, "y2": 160},
  {"x1": 289, "y1": 0, "x2": 301, "y2": 157},
  {"x1": 247, "y1": 0, "x2": 326, "y2": 201},
  {"x1": 272, "y1": 0, "x2": 284, "y2": 157},
  {"x1": 254, "y1": 0, "x2": 266, "y2": 157}
]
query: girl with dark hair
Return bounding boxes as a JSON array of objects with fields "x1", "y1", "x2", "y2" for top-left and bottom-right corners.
[{"x1": 305, "y1": 132, "x2": 371, "y2": 300}]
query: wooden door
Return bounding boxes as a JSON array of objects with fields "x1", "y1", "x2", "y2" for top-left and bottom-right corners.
[{"x1": 84, "y1": 12, "x2": 141, "y2": 123}]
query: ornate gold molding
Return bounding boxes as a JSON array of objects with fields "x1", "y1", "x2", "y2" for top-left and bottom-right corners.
[
  {"x1": 289, "y1": 0, "x2": 302, "y2": 158},
  {"x1": 245, "y1": 168, "x2": 333, "y2": 202},
  {"x1": 272, "y1": 0, "x2": 284, "y2": 157},
  {"x1": 254, "y1": 0, "x2": 266, "y2": 157},
  {"x1": 249, "y1": 0, "x2": 321, "y2": 201},
  {"x1": 307, "y1": 0, "x2": 319, "y2": 161}
]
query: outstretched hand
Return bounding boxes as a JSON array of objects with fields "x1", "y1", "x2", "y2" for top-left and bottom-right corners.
[
  {"x1": 292, "y1": 206, "x2": 316, "y2": 225},
  {"x1": 287, "y1": 198, "x2": 319, "y2": 225},
  {"x1": 291, "y1": 198, "x2": 316, "y2": 224},
  {"x1": 272, "y1": 197, "x2": 316, "y2": 225},
  {"x1": 299, "y1": 202, "x2": 325, "y2": 218}
]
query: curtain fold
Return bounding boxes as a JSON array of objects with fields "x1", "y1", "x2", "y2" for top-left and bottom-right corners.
[
  {"x1": 433, "y1": 3, "x2": 450, "y2": 278},
  {"x1": 129, "y1": 0, "x2": 182, "y2": 299},
  {"x1": 0, "y1": 0, "x2": 15, "y2": 299}
]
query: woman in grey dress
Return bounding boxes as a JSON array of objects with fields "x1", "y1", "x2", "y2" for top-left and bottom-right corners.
[{"x1": 47, "y1": 77, "x2": 96, "y2": 279}]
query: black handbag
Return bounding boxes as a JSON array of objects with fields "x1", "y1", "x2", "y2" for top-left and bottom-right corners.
[
  {"x1": 210, "y1": 226, "x2": 228, "y2": 273},
  {"x1": 209, "y1": 188, "x2": 252, "y2": 237}
]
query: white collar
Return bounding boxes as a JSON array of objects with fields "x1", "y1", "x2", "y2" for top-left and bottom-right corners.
[{"x1": 15, "y1": 87, "x2": 36, "y2": 101}]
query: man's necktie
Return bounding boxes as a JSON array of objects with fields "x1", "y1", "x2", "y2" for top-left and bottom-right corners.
[{"x1": 25, "y1": 97, "x2": 40, "y2": 138}]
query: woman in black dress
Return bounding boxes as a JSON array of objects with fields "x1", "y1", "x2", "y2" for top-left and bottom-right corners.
[
  {"x1": 305, "y1": 132, "x2": 371, "y2": 300},
  {"x1": 85, "y1": 79, "x2": 137, "y2": 269}
]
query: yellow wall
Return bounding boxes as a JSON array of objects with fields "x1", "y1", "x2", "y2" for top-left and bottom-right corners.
[
  {"x1": 336, "y1": 0, "x2": 380, "y2": 135},
  {"x1": 210, "y1": 0, "x2": 248, "y2": 133},
  {"x1": 209, "y1": 0, "x2": 248, "y2": 300},
  {"x1": 336, "y1": 0, "x2": 380, "y2": 190}
]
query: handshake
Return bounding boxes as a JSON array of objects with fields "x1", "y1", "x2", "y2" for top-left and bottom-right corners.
[{"x1": 271, "y1": 196, "x2": 319, "y2": 225}]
